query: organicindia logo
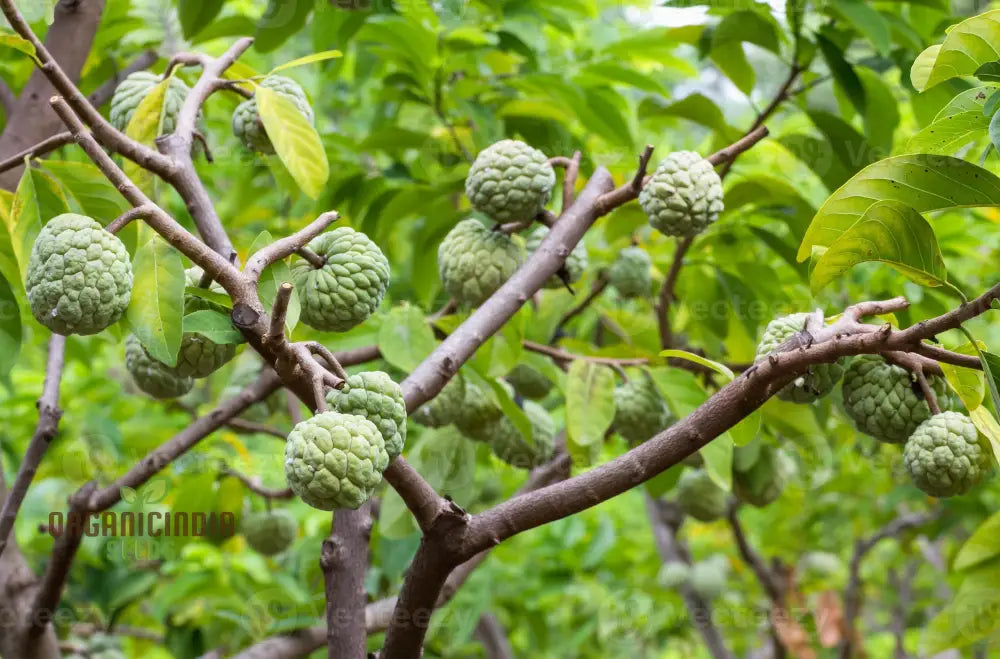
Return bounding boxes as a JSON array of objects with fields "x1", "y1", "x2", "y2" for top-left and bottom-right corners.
[{"x1": 46, "y1": 478, "x2": 236, "y2": 539}]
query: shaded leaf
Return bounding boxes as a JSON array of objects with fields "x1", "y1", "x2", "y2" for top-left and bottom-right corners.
[
  {"x1": 565, "y1": 361, "x2": 616, "y2": 467},
  {"x1": 0, "y1": 272, "x2": 21, "y2": 377},
  {"x1": 255, "y1": 0, "x2": 315, "y2": 53},
  {"x1": 817, "y1": 32, "x2": 866, "y2": 114},
  {"x1": 178, "y1": 0, "x2": 224, "y2": 39},
  {"x1": 831, "y1": 0, "x2": 890, "y2": 55},
  {"x1": 954, "y1": 509, "x2": 1000, "y2": 571},
  {"x1": 127, "y1": 237, "x2": 185, "y2": 367},
  {"x1": 249, "y1": 230, "x2": 300, "y2": 333},
  {"x1": 377, "y1": 304, "x2": 436, "y2": 373}
]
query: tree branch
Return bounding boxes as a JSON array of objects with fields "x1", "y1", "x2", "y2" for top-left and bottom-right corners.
[
  {"x1": 323, "y1": 504, "x2": 373, "y2": 658},
  {"x1": 474, "y1": 613, "x2": 515, "y2": 659},
  {"x1": 87, "y1": 50, "x2": 158, "y2": 108},
  {"x1": 225, "y1": 417, "x2": 286, "y2": 439},
  {"x1": 0, "y1": 132, "x2": 75, "y2": 174},
  {"x1": 550, "y1": 271, "x2": 609, "y2": 340},
  {"x1": 245, "y1": 212, "x2": 339, "y2": 284},
  {"x1": 221, "y1": 466, "x2": 293, "y2": 499},
  {"x1": 656, "y1": 237, "x2": 693, "y2": 350}
]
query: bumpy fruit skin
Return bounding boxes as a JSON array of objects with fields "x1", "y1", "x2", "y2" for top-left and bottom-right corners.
[
  {"x1": 326, "y1": 371, "x2": 407, "y2": 460},
  {"x1": 755, "y1": 313, "x2": 845, "y2": 403},
  {"x1": 690, "y1": 562, "x2": 727, "y2": 600},
  {"x1": 613, "y1": 375, "x2": 673, "y2": 444},
  {"x1": 733, "y1": 445, "x2": 788, "y2": 508},
  {"x1": 412, "y1": 375, "x2": 466, "y2": 427},
  {"x1": 125, "y1": 335, "x2": 193, "y2": 399},
  {"x1": 27, "y1": 213, "x2": 132, "y2": 335},
  {"x1": 109, "y1": 71, "x2": 190, "y2": 134},
  {"x1": 242, "y1": 509, "x2": 297, "y2": 555},
  {"x1": 639, "y1": 151, "x2": 723, "y2": 238},
  {"x1": 524, "y1": 226, "x2": 587, "y2": 289},
  {"x1": 232, "y1": 75, "x2": 314, "y2": 154},
  {"x1": 489, "y1": 401, "x2": 555, "y2": 469},
  {"x1": 465, "y1": 139, "x2": 555, "y2": 223},
  {"x1": 453, "y1": 380, "x2": 513, "y2": 441},
  {"x1": 291, "y1": 227, "x2": 390, "y2": 332},
  {"x1": 174, "y1": 268, "x2": 237, "y2": 378},
  {"x1": 676, "y1": 469, "x2": 727, "y2": 522},
  {"x1": 438, "y1": 219, "x2": 523, "y2": 306},
  {"x1": 842, "y1": 355, "x2": 959, "y2": 444},
  {"x1": 658, "y1": 561, "x2": 691, "y2": 589},
  {"x1": 285, "y1": 411, "x2": 389, "y2": 510},
  {"x1": 507, "y1": 364, "x2": 552, "y2": 400},
  {"x1": 903, "y1": 411, "x2": 988, "y2": 497},
  {"x1": 609, "y1": 246, "x2": 652, "y2": 298}
]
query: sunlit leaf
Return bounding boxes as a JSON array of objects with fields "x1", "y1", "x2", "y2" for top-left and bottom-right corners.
[
  {"x1": 127, "y1": 237, "x2": 185, "y2": 367},
  {"x1": 954, "y1": 509, "x2": 1000, "y2": 571},
  {"x1": 377, "y1": 303, "x2": 436, "y2": 373},
  {"x1": 268, "y1": 49, "x2": 343, "y2": 75},
  {"x1": 566, "y1": 361, "x2": 616, "y2": 467},
  {"x1": 916, "y1": 11, "x2": 1000, "y2": 91},
  {"x1": 256, "y1": 85, "x2": 329, "y2": 199},
  {"x1": 0, "y1": 31, "x2": 39, "y2": 64}
]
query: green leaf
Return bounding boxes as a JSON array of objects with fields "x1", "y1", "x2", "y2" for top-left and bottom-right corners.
[
  {"x1": 0, "y1": 271, "x2": 21, "y2": 377},
  {"x1": 178, "y1": 0, "x2": 224, "y2": 39},
  {"x1": 41, "y1": 160, "x2": 130, "y2": 221},
  {"x1": 976, "y1": 61, "x2": 1000, "y2": 83},
  {"x1": 250, "y1": 231, "x2": 300, "y2": 333},
  {"x1": 127, "y1": 237, "x2": 185, "y2": 367},
  {"x1": 710, "y1": 42, "x2": 754, "y2": 96},
  {"x1": 256, "y1": 85, "x2": 329, "y2": 199},
  {"x1": 809, "y1": 201, "x2": 951, "y2": 294},
  {"x1": 660, "y1": 350, "x2": 734, "y2": 380},
  {"x1": 183, "y1": 310, "x2": 243, "y2": 345},
  {"x1": 817, "y1": 32, "x2": 866, "y2": 114},
  {"x1": 939, "y1": 342, "x2": 986, "y2": 411},
  {"x1": 831, "y1": 0, "x2": 890, "y2": 55},
  {"x1": 917, "y1": 11, "x2": 1000, "y2": 92},
  {"x1": 637, "y1": 93, "x2": 738, "y2": 140},
  {"x1": 10, "y1": 166, "x2": 69, "y2": 282},
  {"x1": 955, "y1": 510, "x2": 1000, "y2": 572},
  {"x1": 485, "y1": 377, "x2": 534, "y2": 447},
  {"x1": 123, "y1": 78, "x2": 169, "y2": 201},
  {"x1": 565, "y1": 361, "x2": 616, "y2": 467},
  {"x1": 712, "y1": 10, "x2": 781, "y2": 54},
  {"x1": 989, "y1": 107, "x2": 1000, "y2": 155},
  {"x1": 978, "y1": 350, "x2": 1000, "y2": 419},
  {"x1": 255, "y1": 0, "x2": 315, "y2": 53},
  {"x1": 938, "y1": 86, "x2": 999, "y2": 119},
  {"x1": 0, "y1": 32, "x2": 39, "y2": 64},
  {"x1": 910, "y1": 44, "x2": 941, "y2": 92},
  {"x1": 922, "y1": 563, "x2": 1000, "y2": 653},
  {"x1": 798, "y1": 155, "x2": 1000, "y2": 260},
  {"x1": 700, "y1": 433, "x2": 732, "y2": 491},
  {"x1": 268, "y1": 49, "x2": 343, "y2": 75},
  {"x1": 377, "y1": 304, "x2": 436, "y2": 373},
  {"x1": 906, "y1": 110, "x2": 990, "y2": 154}
]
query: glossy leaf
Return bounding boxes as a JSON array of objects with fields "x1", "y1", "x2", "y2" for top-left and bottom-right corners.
[
  {"x1": 906, "y1": 111, "x2": 989, "y2": 154},
  {"x1": 565, "y1": 361, "x2": 616, "y2": 467},
  {"x1": 256, "y1": 85, "x2": 329, "y2": 199},
  {"x1": 123, "y1": 78, "x2": 169, "y2": 203},
  {"x1": 915, "y1": 11, "x2": 1000, "y2": 91},
  {"x1": 660, "y1": 349, "x2": 734, "y2": 380},
  {"x1": 0, "y1": 32, "x2": 39, "y2": 64},
  {"x1": 127, "y1": 237, "x2": 185, "y2": 367},
  {"x1": 268, "y1": 49, "x2": 343, "y2": 75},
  {"x1": 183, "y1": 310, "x2": 244, "y2": 345},
  {"x1": 939, "y1": 342, "x2": 986, "y2": 411},
  {"x1": 378, "y1": 304, "x2": 436, "y2": 373}
]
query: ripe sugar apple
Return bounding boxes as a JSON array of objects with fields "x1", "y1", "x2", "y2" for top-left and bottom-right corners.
[
  {"x1": 489, "y1": 401, "x2": 556, "y2": 469},
  {"x1": 675, "y1": 469, "x2": 727, "y2": 522},
  {"x1": 27, "y1": 213, "x2": 132, "y2": 335},
  {"x1": 124, "y1": 334, "x2": 193, "y2": 399},
  {"x1": 232, "y1": 75, "x2": 314, "y2": 154},
  {"x1": 658, "y1": 561, "x2": 691, "y2": 589},
  {"x1": 438, "y1": 219, "x2": 523, "y2": 307},
  {"x1": 842, "y1": 355, "x2": 960, "y2": 444},
  {"x1": 733, "y1": 445, "x2": 789, "y2": 508},
  {"x1": 690, "y1": 561, "x2": 728, "y2": 600},
  {"x1": 507, "y1": 364, "x2": 552, "y2": 400},
  {"x1": 755, "y1": 312, "x2": 845, "y2": 403},
  {"x1": 326, "y1": 371, "x2": 407, "y2": 460},
  {"x1": 109, "y1": 71, "x2": 190, "y2": 135},
  {"x1": 639, "y1": 151, "x2": 723, "y2": 238},
  {"x1": 465, "y1": 139, "x2": 555, "y2": 223},
  {"x1": 284, "y1": 411, "x2": 389, "y2": 510},
  {"x1": 609, "y1": 246, "x2": 652, "y2": 298},
  {"x1": 291, "y1": 227, "x2": 390, "y2": 332},
  {"x1": 241, "y1": 509, "x2": 297, "y2": 555},
  {"x1": 903, "y1": 411, "x2": 989, "y2": 497},
  {"x1": 523, "y1": 225, "x2": 587, "y2": 289},
  {"x1": 412, "y1": 375, "x2": 466, "y2": 428},
  {"x1": 613, "y1": 374, "x2": 673, "y2": 445}
]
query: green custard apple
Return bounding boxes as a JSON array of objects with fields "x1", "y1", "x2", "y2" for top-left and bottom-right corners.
[
  {"x1": 232, "y1": 75, "x2": 314, "y2": 154},
  {"x1": 326, "y1": 371, "x2": 407, "y2": 460},
  {"x1": 109, "y1": 71, "x2": 191, "y2": 135},
  {"x1": 453, "y1": 380, "x2": 509, "y2": 442},
  {"x1": 732, "y1": 444, "x2": 789, "y2": 508},
  {"x1": 412, "y1": 375, "x2": 467, "y2": 428},
  {"x1": 903, "y1": 411, "x2": 989, "y2": 497},
  {"x1": 465, "y1": 139, "x2": 555, "y2": 223},
  {"x1": 523, "y1": 225, "x2": 587, "y2": 289},
  {"x1": 26, "y1": 213, "x2": 132, "y2": 335},
  {"x1": 755, "y1": 312, "x2": 845, "y2": 403},
  {"x1": 675, "y1": 469, "x2": 728, "y2": 522},
  {"x1": 658, "y1": 561, "x2": 691, "y2": 589},
  {"x1": 438, "y1": 219, "x2": 523, "y2": 306},
  {"x1": 489, "y1": 401, "x2": 556, "y2": 469},
  {"x1": 613, "y1": 374, "x2": 673, "y2": 445},
  {"x1": 507, "y1": 364, "x2": 553, "y2": 400},
  {"x1": 639, "y1": 151, "x2": 723, "y2": 238},
  {"x1": 689, "y1": 561, "x2": 728, "y2": 600},
  {"x1": 608, "y1": 246, "x2": 652, "y2": 298},
  {"x1": 241, "y1": 509, "x2": 298, "y2": 555},
  {"x1": 124, "y1": 334, "x2": 193, "y2": 399}
]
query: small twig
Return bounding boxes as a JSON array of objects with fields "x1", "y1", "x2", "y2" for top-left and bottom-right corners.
[
  {"x1": 87, "y1": 50, "x2": 158, "y2": 107},
  {"x1": 657, "y1": 237, "x2": 693, "y2": 350},
  {"x1": 496, "y1": 220, "x2": 533, "y2": 234},
  {"x1": 548, "y1": 156, "x2": 573, "y2": 168},
  {"x1": 306, "y1": 341, "x2": 349, "y2": 381},
  {"x1": 193, "y1": 130, "x2": 213, "y2": 162},
  {"x1": 268, "y1": 283, "x2": 294, "y2": 343},
  {"x1": 430, "y1": 298, "x2": 458, "y2": 320},
  {"x1": 213, "y1": 78, "x2": 254, "y2": 99},
  {"x1": 221, "y1": 466, "x2": 293, "y2": 499},
  {"x1": 523, "y1": 340, "x2": 648, "y2": 368},
  {"x1": 244, "y1": 211, "x2": 339, "y2": 283},
  {"x1": 707, "y1": 125, "x2": 771, "y2": 167},
  {"x1": 295, "y1": 247, "x2": 327, "y2": 269},
  {"x1": 914, "y1": 370, "x2": 942, "y2": 414},
  {"x1": 551, "y1": 271, "x2": 609, "y2": 341},
  {"x1": 562, "y1": 151, "x2": 582, "y2": 209},
  {"x1": 106, "y1": 205, "x2": 154, "y2": 234},
  {"x1": 536, "y1": 209, "x2": 558, "y2": 227},
  {"x1": 0, "y1": 131, "x2": 75, "y2": 174},
  {"x1": 631, "y1": 145, "x2": 655, "y2": 192},
  {"x1": 163, "y1": 52, "x2": 208, "y2": 78},
  {"x1": 912, "y1": 342, "x2": 982, "y2": 370},
  {"x1": 225, "y1": 417, "x2": 285, "y2": 439}
]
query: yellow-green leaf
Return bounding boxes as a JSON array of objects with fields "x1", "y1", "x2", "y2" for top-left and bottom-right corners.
[
  {"x1": 954, "y1": 509, "x2": 1000, "y2": 571},
  {"x1": 910, "y1": 44, "x2": 940, "y2": 92},
  {"x1": 256, "y1": 86, "x2": 329, "y2": 199},
  {"x1": 268, "y1": 50, "x2": 342, "y2": 75},
  {"x1": 127, "y1": 236, "x2": 185, "y2": 367},
  {"x1": 0, "y1": 271, "x2": 21, "y2": 378},
  {"x1": 377, "y1": 303, "x2": 436, "y2": 373},
  {"x1": 918, "y1": 11, "x2": 1000, "y2": 92},
  {"x1": 566, "y1": 361, "x2": 616, "y2": 467},
  {"x1": 660, "y1": 349, "x2": 734, "y2": 381},
  {"x1": 940, "y1": 342, "x2": 986, "y2": 411},
  {"x1": 124, "y1": 78, "x2": 169, "y2": 208},
  {"x1": 969, "y1": 407, "x2": 1000, "y2": 466},
  {"x1": 905, "y1": 110, "x2": 990, "y2": 154},
  {"x1": 0, "y1": 32, "x2": 39, "y2": 64}
]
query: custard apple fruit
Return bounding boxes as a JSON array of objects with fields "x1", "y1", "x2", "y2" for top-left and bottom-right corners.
[
  {"x1": 465, "y1": 139, "x2": 555, "y2": 223},
  {"x1": 173, "y1": 268, "x2": 238, "y2": 378},
  {"x1": 658, "y1": 561, "x2": 691, "y2": 589},
  {"x1": 438, "y1": 219, "x2": 523, "y2": 306},
  {"x1": 284, "y1": 411, "x2": 389, "y2": 510},
  {"x1": 676, "y1": 469, "x2": 727, "y2": 522},
  {"x1": 524, "y1": 225, "x2": 587, "y2": 289},
  {"x1": 507, "y1": 364, "x2": 552, "y2": 400},
  {"x1": 842, "y1": 355, "x2": 960, "y2": 444},
  {"x1": 453, "y1": 380, "x2": 508, "y2": 441},
  {"x1": 489, "y1": 401, "x2": 556, "y2": 469},
  {"x1": 639, "y1": 151, "x2": 723, "y2": 238},
  {"x1": 326, "y1": 371, "x2": 407, "y2": 460},
  {"x1": 291, "y1": 227, "x2": 390, "y2": 332},
  {"x1": 690, "y1": 561, "x2": 727, "y2": 600},
  {"x1": 733, "y1": 444, "x2": 789, "y2": 508},
  {"x1": 609, "y1": 246, "x2": 652, "y2": 298},
  {"x1": 125, "y1": 334, "x2": 193, "y2": 399},
  {"x1": 242, "y1": 509, "x2": 297, "y2": 555},
  {"x1": 798, "y1": 551, "x2": 845, "y2": 581},
  {"x1": 412, "y1": 375, "x2": 467, "y2": 428},
  {"x1": 903, "y1": 411, "x2": 989, "y2": 497},
  {"x1": 613, "y1": 374, "x2": 673, "y2": 444},
  {"x1": 184, "y1": 266, "x2": 225, "y2": 295},
  {"x1": 232, "y1": 75, "x2": 314, "y2": 154},
  {"x1": 109, "y1": 71, "x2": 191, "y2": 135},
  {"x1": 755, "y1": 313, "x2": 845, "y2": 403},
  {"x1": 27, "y1": 213, "x2": 132, "y2": 335}
]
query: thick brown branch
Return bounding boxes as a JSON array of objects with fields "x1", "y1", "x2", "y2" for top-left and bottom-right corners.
[
  {"x1": 323, "y1": 504, "x2": 373, "y2": 658},
  {"x1": 707, "y1": 125, "x2": 771, "y2": 168}
]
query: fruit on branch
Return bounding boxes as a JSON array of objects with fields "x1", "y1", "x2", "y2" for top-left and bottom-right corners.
[
  {"x1": 732, "y1": 444, "x2": 789, "y2": 508},
  {"x1": 507, "y1": 364, "x2": 552, "y2": 400},
  {"x1": 903, "y1": 411, "x2": 988, "y2": 497},
  {"x1": 326, "y1": 371, "x2": 407, "y2": 460},
  {"x1": 174, "y1": 268, "x2": 238, "y2": 378},
  {"x1": 109, "y1": 71, "x2": 191, "y2": 135},
  {"x1": 675, "y1": 469, "x2": 727, "y2": 522},
  {"x1": 841, "y1": 355, "x2": 959, "y2": 444},
  {"x1": 489, "y1": 401, "x2": 556, "y2": 469},
  {"x1": 755, "y1": 312, "x2": 845, "y2": 403},
  {"x1": 524, "y1": 225, "x2": 587, "y2": 289},
  {"x1": 465, "y1": 139, "x2": 555, "y2": 223},
  {"x1": 657, "y1": 561, "x2": 691, "y2": 589},
  {"x1": 241, "y1": 509, "x2": 297, "y2": 555},
  {"x1": 608, "y1": 246, "x2": 652, "y2": 298},
  {"x1": 222, "y1": 352, "x2": 285, "y2": 421},
  {"x1": 453, "y1": 380, "x2": 509, "y2": 441},
  {"x1": 639, "y1": 151, "x2": 723, "y2": 238},
  {"x1": 438, "y1": 219, "x2": 523, "y2": 306},
  {"x1": 412, "y1": 375, "x2": 467, "y2": 427},
  {"x1": 232, "y1": 75, "x2": 314, "y2": 154},
  {"x1": 124, "y1": 334, "x2": 194, "y2": 399},
  {"x1": 26, "y1": 213, "x2": 132, "y2": 336},
  {"x1": 612, "y1": 372, "x2": 673, "y2": 445},
  {"x1": 284, "y1": 411, "x2": 389, "y2": 510},
  {"x1": 690, "y1": 560, "x2": 728, "y2": 600},
  {"x1": 291, "y1": 227, "x2": 390, "y2": 332}
]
